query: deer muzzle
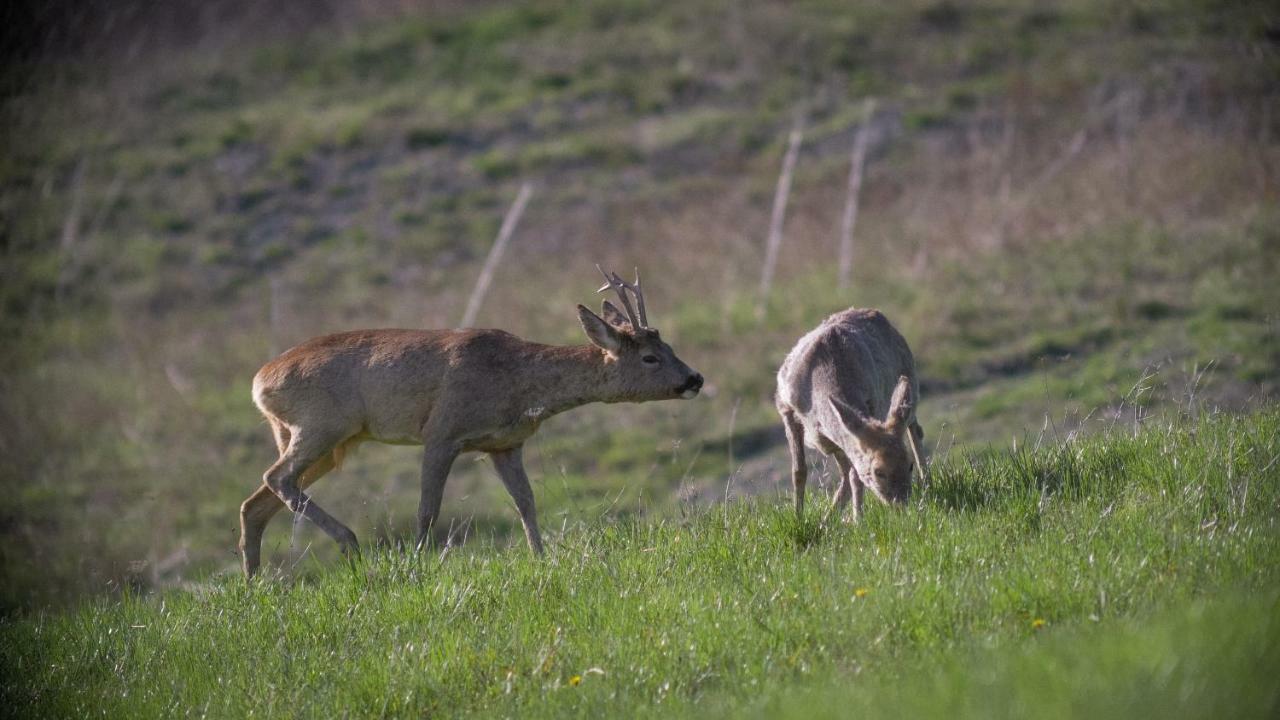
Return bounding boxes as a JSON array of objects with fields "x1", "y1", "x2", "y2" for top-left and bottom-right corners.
[{"x1": 677, "y1": 372, "x2": 704, "y2": 399}]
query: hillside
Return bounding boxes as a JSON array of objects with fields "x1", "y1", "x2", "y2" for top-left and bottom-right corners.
[
  {"x1": 1, "y1": 0, "x2": 1278, "y2": 607},
  {"x1": 2, "y1": 409, "x2": 1277, "y2": 717}
]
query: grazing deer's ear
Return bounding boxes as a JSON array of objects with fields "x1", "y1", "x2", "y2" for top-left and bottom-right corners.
[
  {"x1": 828, "y1": 396, "x2": 872, "y2": 437},
  {"x1": 600, "y1": 300, "x2": 633, "y2": 332},
  {"x1": 887, "y1": 375, "x2": 914, "y2": 433},
  {"x1": 577, "y1": 304, "x2": 622, "y2": 355}
]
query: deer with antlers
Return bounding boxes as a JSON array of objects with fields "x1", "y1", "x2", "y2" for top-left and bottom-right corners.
[
  {"x1": 775, "y1": 308, "x2": 925, "y2": 522},
  {"x1": 239, "y1": 267, "x2": 703, "y2": 578}
]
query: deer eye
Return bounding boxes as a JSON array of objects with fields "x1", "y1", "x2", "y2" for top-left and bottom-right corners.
[{"x1": 642, "y1": 354, "x2": 660, "y2": 365}]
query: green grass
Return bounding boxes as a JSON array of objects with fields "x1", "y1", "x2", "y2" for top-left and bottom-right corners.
[
  {"x1": 2, "y1": 6, "x2": 1276, "y2": 714},
  {"x1": 729, "y1": 593, "x2": 1280, "y2": 719},
  {"x1": 3, "y1": 408, "x2": 1276, "y2": 717}
]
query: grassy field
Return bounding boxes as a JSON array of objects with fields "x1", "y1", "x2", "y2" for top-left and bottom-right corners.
[
  {"x1": 1, "y1": 6, "x2": 1279, "y2": 716},
  {"x1": 2, "y1": 408, "x2": 1277, "y2": 717},
  {"x1": 1, "y1": 0, "x2": 1276, "y2": 608}
]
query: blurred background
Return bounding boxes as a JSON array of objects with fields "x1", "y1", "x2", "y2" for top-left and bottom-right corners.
[{"x1": 1, "y1": 0, "x2": 1276, "y2": 610}]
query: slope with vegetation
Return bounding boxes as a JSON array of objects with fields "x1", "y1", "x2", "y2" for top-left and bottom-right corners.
[
  {"x1": 0, "y1": 0, "x2": 1276, "y2": 610},
  {"x1": 2, "y1": 408, "x2": 1277, "y2": 717}
]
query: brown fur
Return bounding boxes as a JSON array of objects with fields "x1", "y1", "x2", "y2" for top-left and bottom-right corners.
[
  {"x1": 775, "y1": 308, "x2": 923, "y2": 521},
  {"x1": 239, "y1": 302, "x2": 702, "y2": 578}
]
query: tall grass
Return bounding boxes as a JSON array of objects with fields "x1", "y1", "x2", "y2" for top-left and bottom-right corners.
[{"x1": 3, "y1": 408, "x2": 1276, "y2": 717}]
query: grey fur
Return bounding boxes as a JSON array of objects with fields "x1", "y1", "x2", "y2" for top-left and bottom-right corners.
[{"x1": 775, "y1": 308, "x2": 923, "y2": 521}]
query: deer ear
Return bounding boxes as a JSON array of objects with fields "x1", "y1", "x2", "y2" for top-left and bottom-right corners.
[
  {"x1": 887, "y1": 375, "x2": 914, "y2": 433},
  {"x1": 600, "y1": 300, "x2": 633, "y2": 332},
  {"x1": 828, "y1": 396, "x2": 872, "y2": 437},
  {"x1": 577, "y1": 304, "x2": 622, "y2": 355}
]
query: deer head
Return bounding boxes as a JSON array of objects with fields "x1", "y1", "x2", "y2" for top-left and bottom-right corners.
[
  {"x1": 827, "y1": 375, "x2": 915, "y2": 505},
  {"x1": 575, "y1": 266, "x2": 703, "y2": 402}
]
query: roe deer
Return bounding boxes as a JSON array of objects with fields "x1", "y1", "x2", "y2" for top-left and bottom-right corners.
[
  {"x1": 775, "y1": 308, "x2": 924, "y2": 521},
  {"x1": 239, "y1": 267, "x2": 703, "y2": 578}
]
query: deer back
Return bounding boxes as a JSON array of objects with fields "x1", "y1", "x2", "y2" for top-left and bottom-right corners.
[
  {"x1": 778, "y1": 309, "x2": 916, "y2": 419},
  {"x1": 253, "y1": 328, "x2": 521, "y2": 445}
]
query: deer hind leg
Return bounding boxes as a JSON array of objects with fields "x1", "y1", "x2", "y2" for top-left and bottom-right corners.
[
  {"x1": 240, "y1": 452, "x2": 337, "y2": 578},
  {"x1": 240, "y1": 486, "x2": 279, "y2": 579},
  {"x1": 262, "y1": 430, "x2": 358, "y2": 561},
  {"x1": 491, "y1": 446, "x2": 544, "y2": 555},
  {"x1": 269, "y1": 418, "x2": 292, "y2": 455},
  {"x1": 780, "y1": 408, "x2": 808, "y2": 519},
  {"x1": 240, "y1": 418, "x2": 292, "y2": 578}
]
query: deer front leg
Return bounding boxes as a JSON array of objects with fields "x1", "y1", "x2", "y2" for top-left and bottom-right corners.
[
  {"x1": 829, "y1": 452, "x2": 855, "y2": 522},
  {"x1": 851, "y1": 466, "x2": 866, "y2": 522},
  {"x1": 908, "y1": 420, "x2": 927, "y2": 485},
  {"x1": 416, "y1": 439, "x2": 460, "y2": 550},
  {"x1": 781, "y1": 408, "x2": 808, "y2": 519},
  {"x1": 490, "y1": 446, "x2": 544, "y2": 555}
]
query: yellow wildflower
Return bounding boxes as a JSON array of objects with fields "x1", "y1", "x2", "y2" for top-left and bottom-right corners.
[
  {"x1": 854, "y1": 588, "x2": 870, "y2": 599},
  {"x1": 569, "y1": 675, "x2": 582, "y2": 687},
  {"x1": 1031, "y1": 618, "x2": 1047, "y2": 630}
]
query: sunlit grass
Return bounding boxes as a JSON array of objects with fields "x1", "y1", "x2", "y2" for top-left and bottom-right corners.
[{"x1": 3, "y1": 408, "x2": 1276, "y2": 717}]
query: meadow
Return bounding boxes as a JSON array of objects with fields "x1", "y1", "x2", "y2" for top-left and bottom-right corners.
[
  {"x1": 3, "y1": 408, "x2": 1277, "y2": 717},
  {"x1": 1, "y1": 0, "x2": 1278, "y2": 715}
]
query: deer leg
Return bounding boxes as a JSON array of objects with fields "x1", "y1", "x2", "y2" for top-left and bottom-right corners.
[
  {"x1": 851, "y1": 466, "x2": 867, "y2": 522},
  {"x1": 415, "y1": 440, "x2": 459, "y2": 550},
  {"x1": 781, "y1": 409, "x2": 808, "y2": 519},
  {"x1": 240, "y1": 453, "x2": 336, "y2": 578},
  {"x1": 830, "y1": 452, "x2": 855, "y2": 520},
  {"x1": 264, "y1": 433, "x2": 358, "y2": 559},
  {"x1": 240, "y1": 419, "x2": 291, "y2": 579},
  {"x1": 490, "y1": 446, "x2": 544, "y2": 555},
  {"x1": 268, "y1": 418, "x2": 292, "y2": 455},
  {"x1": 239, "y1": 486, "x2": 277, "y2": 579}
]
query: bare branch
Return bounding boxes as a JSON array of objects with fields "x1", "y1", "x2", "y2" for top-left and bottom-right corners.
[
  {"x1": 55, "y1": 158, "x2": 87, "y2": 304},
  {"x1": 757, "y1": 113, "x2": 804, "y2": 317},
  {"x1": 461, "y1": 182, "x2": 533, "y2": 328},
  {"x1": 838, "y1": 98, "x2": 876, "y2": 290}
]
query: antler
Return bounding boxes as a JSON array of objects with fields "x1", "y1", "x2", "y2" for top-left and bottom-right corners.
[
  {"x1": 629, "y1": 267, "x2": 647, "y2": 328},
  {"x1": 595, "y1": 264, "x2": 648, "y2": 329}
]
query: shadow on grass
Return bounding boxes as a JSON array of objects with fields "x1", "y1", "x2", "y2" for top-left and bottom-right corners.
[{"x1": 767, "y1": 508, "x2": 832, "y2": 551}]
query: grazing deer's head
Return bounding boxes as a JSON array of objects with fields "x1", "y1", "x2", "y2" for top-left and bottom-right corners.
[
  {"x1": 827, "y1": 375, "x2": 915, "y2": 505},
  {"x1": 576, "y1": 266, "x2": 703, "y2": 402}
]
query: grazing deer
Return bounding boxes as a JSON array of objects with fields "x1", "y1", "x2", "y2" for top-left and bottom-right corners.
[
  {"x1": 775, "y1": 308, "x2": 925, "y2": 521},
  {"x1": 239, "y1": 267, "x2": 703, "y2": 578}
]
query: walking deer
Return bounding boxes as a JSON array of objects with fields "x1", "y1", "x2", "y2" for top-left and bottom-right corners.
[
  {"x1": 239, "y1": 267, "x2": 703, "y2": 578},
  {"x1": 775, "y1": 308, "x2": 925, "y2": 521}
]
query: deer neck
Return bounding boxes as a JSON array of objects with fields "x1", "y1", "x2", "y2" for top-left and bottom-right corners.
[{"x1": 527, "y1": 343, "x2": 626, "y2": 416}]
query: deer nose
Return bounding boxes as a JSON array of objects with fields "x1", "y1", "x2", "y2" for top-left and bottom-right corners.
[{"x1": 676, "y1": 372, "x2": 704, "y2": 398}]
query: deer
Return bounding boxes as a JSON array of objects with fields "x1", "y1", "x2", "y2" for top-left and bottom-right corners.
[
  {"x1": 775, "y1": 308, "x2": 925, "y2": 522},
  {"x1": 238, "y1": 267, "x2": 703, "y2": 578}
]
